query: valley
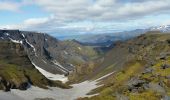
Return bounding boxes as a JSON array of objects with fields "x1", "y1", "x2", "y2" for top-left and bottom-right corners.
[
  {"x1": 1, "y1": 0, "x2": 170, "y2": 100},
  {"x1": 0, "y1": 30, "x2": 170, "y2": 100}
]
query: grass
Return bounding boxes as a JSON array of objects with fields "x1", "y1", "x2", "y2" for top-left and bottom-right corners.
[
  {"x1": 61, "y1": 40, "x2": 98, "y2": 59},
  {"x1": 78, "y1": 32, "x2": 170, "y2": 100},
  {"x1": 0, "y1": 60, "x2": 27, "y2": 85},
  {"x1": 0, "y1": 59, "x2": 71, "y2": 90},
  {"x1": 0, "y1": 42, "x2": 71, "y2": 90},
  {"x1": 0, "y1": 60, "x2": 49, "y2": 89},
  {"x1": 83, "y1": 60, "x2": 145, "y2": 100},
  {"x1": 128, "y1": 90, "x2": 161, "y2": 100},
  {"x1": 92, "y1": 64, "x2": 115, "y2": 80},
  {"x1": 113, "y1": 61, "x2": 144, "y2": 87},
  {"x1": 152, "y1": 58, "x2": 170, "y2": 77}
]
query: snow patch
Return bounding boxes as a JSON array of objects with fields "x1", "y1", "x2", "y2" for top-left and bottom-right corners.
[
  {"x1": 9, "y1": 38, "x2": 23, "y2": 44},
  {"x1": 42, "y1": 59, "x2": 47, "y2": 64},
  {"x1": 31, "y1": 62, "x2": 68, "y2": 83},
  {"x1": 64, "y1": 51, "x2": 68, "y2": 55},
  {"x1": 21, "y1": 33, "x2": 38, "y2": 57},
  {"x1": 0, "y1": 72, "x2": 115, "y2": 100},
  {"x1": 95, "y1": 71, "x2": 115, "y2": 82},
  {"x1": 5, "y1": 33, "x2": 9, "y2": 36},
  {"x1": 69, "y1": 64, "x2": 75, "y2": 68},
  {"x1": 78, "y1": 47, "x2": 82, "y2": 50},
  {"x1": 0, "y1": 91, "x2": 23, "y2": 100},
  {"x1": 21, "y1": 33, "x2": 25, "y2": 38},
  {"x1": 52, "y1": 60, "x2": 69, "y2": 73},
  {"x1": 25, "y1": 39, "x2": 36, "y2": 52},
  {"x1": 151, "y1": 25, "x2": 170, "y2": 32},
  {"x1": 25, "y1": 39, "x2": 38, "y2": 56}
]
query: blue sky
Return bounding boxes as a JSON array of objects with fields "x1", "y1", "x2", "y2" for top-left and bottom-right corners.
[{"x1": 1, "y1": 0, "x2": 170, "y2": 36}]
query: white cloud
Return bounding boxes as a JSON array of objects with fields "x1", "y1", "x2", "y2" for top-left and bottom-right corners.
[
  {"x1": 29, "y1": 0, "x2": 170, "y2": 21},
  {"x1": 2, "y1": 0, "x2": 170, "y2": 35},
  {"x1": 24, "y1": 17, "x2": 49, "y2": 26},
  {"x1": 0, "y1": 1, "x2": 20, "y2": 11}
]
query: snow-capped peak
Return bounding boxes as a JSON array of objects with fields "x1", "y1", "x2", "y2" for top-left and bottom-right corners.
[
  {"x1": 150, "y1": 25, "x2": 170, "y2": 32},
  {"x1": 5, "y1": 32, "x2": 10, "y2": 36}
]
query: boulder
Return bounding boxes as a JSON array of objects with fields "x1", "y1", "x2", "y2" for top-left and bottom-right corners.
[
  {"x1": 149, "y1": 83, "x2": 166, "y2": 94},
  {"x1": 161, "y1": 64, "x2": 170, "y2": 69}
]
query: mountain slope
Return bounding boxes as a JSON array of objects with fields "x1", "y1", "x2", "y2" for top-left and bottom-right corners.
[
  {"x1": 78, "y1": 31, "x2": 170, "y2": 100},
  {"x1": 0, "y1": 41, "x2": 70, "y2": 91},
  {"x1": 0, "y1": 30, "x2": 98, "y2": 76}
]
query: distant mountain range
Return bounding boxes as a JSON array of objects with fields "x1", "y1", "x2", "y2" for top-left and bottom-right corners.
[
  {"x1": 150, "y1": 25, "x2": 170, "y2": 32},
  {"x1": 57, "y1": 29, "x2": 149, "y2": 47},
  {"x1": 57, "y1": 25, "x2": 170, "y2": 47}
]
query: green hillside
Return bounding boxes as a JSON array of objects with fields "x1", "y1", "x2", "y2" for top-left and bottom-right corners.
[{"x1": 78, "y1": 31, "x2": 170, "y2": 100}]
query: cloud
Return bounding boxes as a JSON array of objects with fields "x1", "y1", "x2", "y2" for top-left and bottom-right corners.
[
  {"x1": 0, "y1": 0, "x2": 33, "y2": 11},
  {"x1": 30, "y1": 0, "x2": 170, "y2": 21},
  {"x1": 0, "y1": 1, "x2": 20, "y2": 11},
  {"x1": 24, "y1": 17, "x2": 49, "y2": 26},
  {"x1": 2, "y1": 0, "x2": 170, "y2": 35}
]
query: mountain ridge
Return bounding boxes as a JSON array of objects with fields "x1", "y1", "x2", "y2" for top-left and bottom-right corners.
[
  {"x1": 78, "y1": 31, "x2": 170, "y2": 100},
  {"x1": 0, "y1": 41, "x2": 70, "y2": 91},
  {"x1": 0, "y1": 29, "x2": 98, "y2": 76}
]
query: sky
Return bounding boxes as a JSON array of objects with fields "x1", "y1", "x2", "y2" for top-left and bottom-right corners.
[{"x1": 1, "y1": 0, "x2": 170, "y2": 36}]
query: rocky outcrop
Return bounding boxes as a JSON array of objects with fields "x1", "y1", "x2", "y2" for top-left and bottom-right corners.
[
  {"x1": 79, "y1": 32, "x2": 170, "y2": 100},
  {"x1": 0, "y1": 30, "x2": 98, "y2": 75},
  {"x1": 0, "y1": 76, "x2": 28, "y2": 91},
  {"x1": 0, "y1": 41, "x2": 70, "y2": 91}
]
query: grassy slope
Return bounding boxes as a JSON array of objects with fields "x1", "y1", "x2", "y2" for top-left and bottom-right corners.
[
  {"x1": 78, "y1": 32, "x2": 170, "y2": 100},
  {"x1": 60, "y1": 40, "x2": 101, "y2": 83},
  {"x1": 60, "y1": 40, "x2": 99, "y2": 59}
]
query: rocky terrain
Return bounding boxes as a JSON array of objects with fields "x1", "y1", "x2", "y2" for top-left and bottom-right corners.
[
  {"x1": 77, "y1": 31, "x2": 170, "y2": 100},
  {"x1": 0, "y1": 41, "x2": 70, "y2": 91},
  {"x1": 0, "y1": 30, "x2": 170, "y2": 100},
  {"x1": 0, "y1": 30, "x2": 98, "y2": 76}
]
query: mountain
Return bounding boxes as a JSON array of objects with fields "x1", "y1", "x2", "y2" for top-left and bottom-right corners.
[
  {"x1": 0, "y1": 41, "x2": 70, "y2": 91},
  {"x1": 75, "y1": 31, "x2": 170, "y2": 100},
  {"x1": 150, "y1": 25, "x2": 170, "y2": 32},
  {"x1": 1, "y1": 29, "x2": 170, "y2": 100},
  {"x1": 60, "y1": 25, "x2": 170, "y2": 47},
  {"x1": 59, "y1": 25, "x2": 170, "y2": 48},
  {"x1": 0, "y1": 30, "x2": 98, "y2": 76},
  {"x1": 58, "y1": 29, "x2": 148, "y2": 47}
]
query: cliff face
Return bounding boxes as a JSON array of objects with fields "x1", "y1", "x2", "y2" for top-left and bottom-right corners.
[
  {"x1": 0, "y1": 41, "x2": 63, "y2": 91},
  {"x1": 0, "y1": 30, "x2": 98, "y2": 75}
]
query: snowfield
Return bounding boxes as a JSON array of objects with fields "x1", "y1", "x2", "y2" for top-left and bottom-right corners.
[
  {"x1": 31, "y1": 62, "x2": 68, "y2": 83},
  {"x1": 0, "y1": 72, "x2": 114, "y2": 100},
  {"x1": 9, "y1": 38, "x2": 23, "y2": 44},
  {"x1": 52, "y1": 60, "x2": 69, "y2": 73}
]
